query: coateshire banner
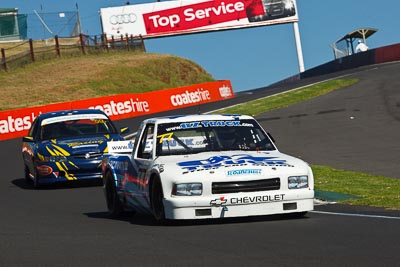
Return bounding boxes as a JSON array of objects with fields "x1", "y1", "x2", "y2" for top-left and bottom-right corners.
[{"x1": 0, "y1": 80, "x2": 233, "y2": 141}]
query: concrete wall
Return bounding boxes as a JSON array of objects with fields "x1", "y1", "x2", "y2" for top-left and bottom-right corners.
[
  {"x1": 300, "y1": 43, "x2": 400, "y2": 79},
  {"x1": 272, "y1": 43, "x2": 400, "y2": 87}
]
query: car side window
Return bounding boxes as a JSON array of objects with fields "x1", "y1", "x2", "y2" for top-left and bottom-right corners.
[
  {"x1": 137, "y1": 124, "x2": 155, "y2": 159},
  {"x1": 28, "y1": 118, "x2": 40, "y2": 139}
]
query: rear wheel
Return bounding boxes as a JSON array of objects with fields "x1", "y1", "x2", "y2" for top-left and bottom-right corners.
[
  {"x1": 150, "y1": 177, "x2": 166, "y2": 222},
  {"x1": 104, "y1": 171, "x2": 123, "y2": 218}
]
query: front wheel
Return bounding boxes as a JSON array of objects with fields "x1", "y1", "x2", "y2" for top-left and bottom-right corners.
[
  {"x1": 24, "y1": 162, "x2": 40, "y2": 188},
  {"x1": 24, "y1": 165, "x2": 31, "y2": 183},
  {"x1": 150, "y1": 177, "x2": 166, "y2": 222},
  {"x1": 32, "y1": 162, "x2": 40, "y2": 189},
  {"x1": 104, "y1": 171, "x2": 123, "y2": 218}
]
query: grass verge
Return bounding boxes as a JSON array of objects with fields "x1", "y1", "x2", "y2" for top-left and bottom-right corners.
[
  {"x1": 214, "y1": 79, "x2": 358, "y2": 116},
  {"x1": 213, "y1": 78, "x2": 400, "y2": 210},
  {"x1": 0, "y1": 51, "x2": 214, "y2": 111},
  {"x1": 313, "y1": 165, "x2": 400, "y2": 210}
]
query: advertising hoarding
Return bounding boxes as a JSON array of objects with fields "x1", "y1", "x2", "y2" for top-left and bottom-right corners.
[
  {"x1": 100, "y1": 0, "x2": 298, "y2": 39},
  {"x1": 0, "y1": 80, "x2": 233, "y2": 141}
]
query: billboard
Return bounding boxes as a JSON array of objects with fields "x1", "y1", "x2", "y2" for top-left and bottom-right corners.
[
  {"x1": 100, "y1": 0, "x2": 298, "y2": 39},
  {"x1": 0, "y1": 80, "x2": 233, "y2": 141}
]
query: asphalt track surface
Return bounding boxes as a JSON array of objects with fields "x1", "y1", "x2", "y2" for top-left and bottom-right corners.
[{"x1": 1, "y1": 62, "x2": 399, "y2": 266}]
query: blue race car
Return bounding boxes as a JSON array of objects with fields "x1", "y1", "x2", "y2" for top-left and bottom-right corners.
[{"x1": 22, "y1": 109, "x2": 128, "y2": 188}]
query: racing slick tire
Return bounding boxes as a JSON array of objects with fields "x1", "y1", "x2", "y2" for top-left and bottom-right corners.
[
  {"x1": 31, "y1": 162, "x2": 41, "y2": 189},
  {"x1": 150, "y1": 176, "x2": 166, "y2": 223},
  {"x1": 33, "y1": 173, "x2": 40, "y2": 189},
  {"x1": 24, "y1": 163, "x2": 40, "y2": 189},
  {"x1": 104, "y1": 171, "x2": 123, "y2": 218}
]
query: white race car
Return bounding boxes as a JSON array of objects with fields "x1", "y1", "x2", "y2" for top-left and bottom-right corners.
[{"x1": 102, "y1": 114, "x2": 314, "y2": 222}]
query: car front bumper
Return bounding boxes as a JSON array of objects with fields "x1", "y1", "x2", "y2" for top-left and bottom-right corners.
[{"x1": 163, "y1": 190, "x2": 314, "y2": 220}]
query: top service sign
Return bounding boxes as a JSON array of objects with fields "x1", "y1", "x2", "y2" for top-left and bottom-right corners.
[{"x1": 100, "y1": 0, "x2": 298, "y2": 39}]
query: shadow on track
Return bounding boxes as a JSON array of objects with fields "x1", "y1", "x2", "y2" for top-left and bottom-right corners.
[
  {"x1": 11, "y1": 178, "x2": 103, "y2": 190},
  {"x1": 84, "y1": 210, "x2": 310, "y2": 227}
]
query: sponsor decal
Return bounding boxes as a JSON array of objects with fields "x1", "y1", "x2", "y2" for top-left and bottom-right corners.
[
  {"x1": 230, "y1": 194, "x2": 285, "y2": 204},
  {"x1": 100, "y1": 0, "x2": 298, "y2": 38},
  {"x1": 159, "y1": 136, "x2": 205, "y2": 148},
  {"x1": 210, "y1": 194, "x2": 285, "y2": 206},
  {"x1": 178, "y1": 154, "x2": 292, "y2": 172},
  {"x1": 170, "y1": 89, "x2": 210, "y2": 107},
  {"x1": 36, "y1": 165, "x2": 53, "y2": 176},
  {"x1": 145, "y1": 135, "x2": 207, "y2": 152},
  {"x1": 110, "y1": 13, "x2": 137, "y2": 25},
  {"x1": 200, "y1": 120, "x2": 240, "y2": 127},
  {"x1": 42, "y1": 113, "x2": 109, "y2": 125},
  {"x1": 219, "y1": 85, "x2": 233, "y2": 98},
  {"x1": 143, "y1": 0, "x2": 264, "y2": 34},
  {"x1": 226, "y1": 169, "x2": 262, "y2": 176},
  {"x1": 0, "y1": 112, "x2": 39, "y2": 135},
  {"x1": 157, "y1": 132, "x2": 174, "y2": 143},
  {"x1": 108, "y1": 140, "x2": 134, "y2": 153},
  {"x1": 89, "y1": 98, "x2": 150, "y2": 117},
  {"x1": 67, "y1": 140, "x2": 104, "y2": 147},
  {"x1": 178, "y1": 120, "x2": 251, "y2": 129},
  {"x1": 210, "y1": 196, "x2": 227, "y2": 206}
]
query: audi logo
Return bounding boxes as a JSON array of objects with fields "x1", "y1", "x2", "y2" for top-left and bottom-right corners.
[{"x1": 109, "y1": 13, "x2": 137, "y2": 25}]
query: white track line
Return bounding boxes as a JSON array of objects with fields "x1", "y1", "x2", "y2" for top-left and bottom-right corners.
[{"x1": 310, "y1": 210, "x2": 400, "y2": 220}]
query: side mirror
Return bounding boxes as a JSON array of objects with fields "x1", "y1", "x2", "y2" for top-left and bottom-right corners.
[
  {"x1": 22, "y1": 136, "x2": 34, "y2": 142},
  {"x1": 120, "y1": 127, "x2": 130, "y2": 134}
]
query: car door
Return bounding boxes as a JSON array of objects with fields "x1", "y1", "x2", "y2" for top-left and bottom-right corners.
[
  {"x1": 125, "y1": 123, "x2": 156, "y2": 207},
  {"x1": 135, "y1": 123, "x2": 155, "y2": 182}
]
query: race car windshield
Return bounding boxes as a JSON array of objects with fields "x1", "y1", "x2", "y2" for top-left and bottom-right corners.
[
  {"x1": 156, "y1": 119, "x2": 276, "y2": 156},
  {"x1": 40, "y1": 117, "x2": 117, "y2": 140}
]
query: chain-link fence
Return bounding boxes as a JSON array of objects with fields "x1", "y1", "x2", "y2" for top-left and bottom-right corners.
[
  {"x1": 27, "y1": 10, "x2": 81, "y2": 40},
  {"x1": 0, "y1": 10, "x2": 81, "y2": 41}
]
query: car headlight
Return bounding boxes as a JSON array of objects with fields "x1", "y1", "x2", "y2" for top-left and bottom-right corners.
[
  {"x1": 172, "y1": 183, "x2": 202, "y2": 196},
  {"x1": 288, "y1": 175, "x2": 308, "y2": 189},
  {"x1": 45, "y1": 155, "x2": 68, "y2": 162}
]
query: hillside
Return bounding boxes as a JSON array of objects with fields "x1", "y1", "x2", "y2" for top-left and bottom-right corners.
[{"x1": 0, "y1": 51, "x2": 214, "y2": 111}]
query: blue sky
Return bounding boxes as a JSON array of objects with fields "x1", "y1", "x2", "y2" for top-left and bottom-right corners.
[{"x1": 2, "y1": 0, "x2": 400, "y2": 92}]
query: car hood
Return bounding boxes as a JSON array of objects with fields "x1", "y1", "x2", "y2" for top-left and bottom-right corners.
[
  {"x1": 39, "y1": 135, "x2": 118, "y2": 156},
  {"x1": 156, "y1": 150, "x2": 311, "y2": 180}
]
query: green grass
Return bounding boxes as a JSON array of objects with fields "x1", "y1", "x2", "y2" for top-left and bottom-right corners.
[
  {"x1": 313, "y1": 165, "x2": 400, "y2": 210},
  {"x1": 0, "y1": 51, "x2": 214, "y2": 111},
  {"x1": 213, "y1": 78, "x2": 400, "y2": 210},
  {"x1": 214, "y1": 79, "x2": 358, "y2": 116}
]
